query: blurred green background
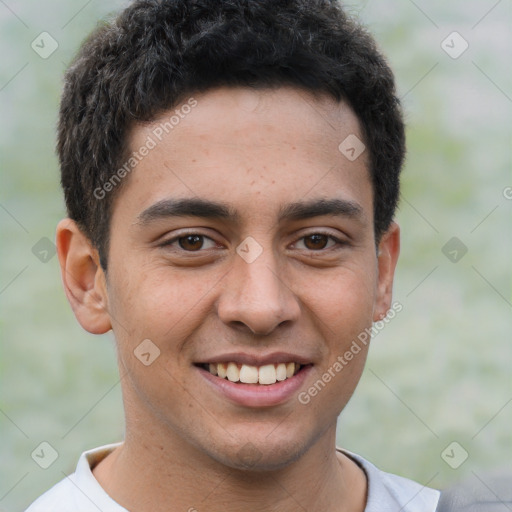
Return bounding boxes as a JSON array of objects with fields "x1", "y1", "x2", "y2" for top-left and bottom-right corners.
[{"x1": 1, "y1": 1, "x2": 511, "y2": 510}]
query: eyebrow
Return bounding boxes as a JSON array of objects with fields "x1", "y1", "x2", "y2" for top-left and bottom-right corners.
[
  {"x1": 137, "y1": 198, "x2": 239, "y2": 225},
  {"x1": 278, "y1": 197, "x2": 363, "y2": 223},
  {"x1": 136, "y1": 197, "x2": 364, "y2": 225}
]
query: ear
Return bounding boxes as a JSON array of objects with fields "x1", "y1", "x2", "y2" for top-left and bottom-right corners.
[
  {"x1": 373, "y1": 221, "x2": 400, "y2": 322},
  {"x1": 56, "y1": 219, "x2": 112, "y2": 334}
]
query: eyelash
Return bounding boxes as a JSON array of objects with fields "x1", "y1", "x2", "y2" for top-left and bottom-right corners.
[{"x1": 160, "y1": 231, "x2": 346, "y2": 253}]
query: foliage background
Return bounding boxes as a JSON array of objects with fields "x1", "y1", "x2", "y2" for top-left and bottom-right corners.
[{"x1": 1, "y1": 1, "x2": 511, "y2": 510}]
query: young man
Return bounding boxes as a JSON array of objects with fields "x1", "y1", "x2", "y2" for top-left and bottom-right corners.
[{"x1": 26, "y1": 0, "x2": 440, "y2": 510}]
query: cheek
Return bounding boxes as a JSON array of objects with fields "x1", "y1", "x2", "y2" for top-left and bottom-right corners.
[
  {"x1": 107, "y1": 262, "x2": 221, "y2": 351},
  {"x1": 301, "y1": 264, "x2": 377, "y2": 339}
]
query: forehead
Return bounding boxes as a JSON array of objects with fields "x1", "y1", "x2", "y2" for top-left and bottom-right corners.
[{"x1": 116, "y1": 86, "x2": 372, "y2": 226}]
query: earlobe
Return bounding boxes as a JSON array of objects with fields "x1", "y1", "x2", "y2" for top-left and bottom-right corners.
[
  {"x1": 373, "y1": 222, "x2": 400, "y2": 322},
  {"x1": 56, "y1": 219, "x2": 112, "y2": 335}
]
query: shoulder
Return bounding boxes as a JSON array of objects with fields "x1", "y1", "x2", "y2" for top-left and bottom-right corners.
[
  {"x1": 25, "y1": 476, "x2": 80, "y2": 512},
  {"x1": 25, "y1": 443, "x2": 125, "y2": 512},
  {"x1": 338, "y1": 448, "x2": 440, "y2": 512}
]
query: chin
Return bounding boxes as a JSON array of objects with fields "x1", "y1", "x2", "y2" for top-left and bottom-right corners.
[{"x1": 205, "y1": 434, "x2": 310, "y2": 472}]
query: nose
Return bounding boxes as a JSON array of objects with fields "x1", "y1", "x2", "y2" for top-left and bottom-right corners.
[{"x1": 217, "y1": 244, "x2": 301, "y2": 336}]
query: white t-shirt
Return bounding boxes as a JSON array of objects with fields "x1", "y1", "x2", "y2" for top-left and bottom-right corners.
[{"x1": 25, "y1": 443, "x2": 440, "y2": 511}]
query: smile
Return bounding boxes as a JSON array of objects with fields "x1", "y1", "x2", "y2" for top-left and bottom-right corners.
[
  {"x1": 199, "y1": 362, "x2": 304, "y2": 385},
  {"x1": 195, "y1": 358, "x2": 313, "y2": 407}
]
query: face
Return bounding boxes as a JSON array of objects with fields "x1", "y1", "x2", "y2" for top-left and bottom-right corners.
[{"x1": 86, "y1": 87, "x2": 398, "y2": 470}]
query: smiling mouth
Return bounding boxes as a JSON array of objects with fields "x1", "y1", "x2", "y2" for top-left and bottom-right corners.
[{"x1": 196, "y1": 362, "x2": 308, "y2": 385}]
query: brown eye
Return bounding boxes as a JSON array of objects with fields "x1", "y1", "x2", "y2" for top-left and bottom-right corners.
[
  {"x1": 160, "y1": 233, "x2": 218, "y2": 253},
  {"x1": 294, "y1": 233, "x2": 343, "y2": 252},
  {"x1": 303, "y1": 234, "x2": 329, "y2": 250},
  {"x1": 178, "y1": 235, "x2": 204, "y2": 251}
]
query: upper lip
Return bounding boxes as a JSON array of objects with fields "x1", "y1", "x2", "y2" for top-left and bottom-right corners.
[{"x1": 196, "y1": 352, "x2": 313, "y2": 366}]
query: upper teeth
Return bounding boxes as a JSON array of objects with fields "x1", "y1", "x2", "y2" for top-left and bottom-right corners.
[{"x1": 207, "y1": 362, "x2": 300, "y2": 385}]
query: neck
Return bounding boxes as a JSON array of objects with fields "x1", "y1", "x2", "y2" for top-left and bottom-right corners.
[{"x1": 93, "y1": 421, "x2": 367, "y2": 512}]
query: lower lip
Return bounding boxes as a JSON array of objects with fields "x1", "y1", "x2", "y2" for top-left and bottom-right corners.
[{"x1": 197, "y1": 365, "x2": 313, "y2": 407}]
